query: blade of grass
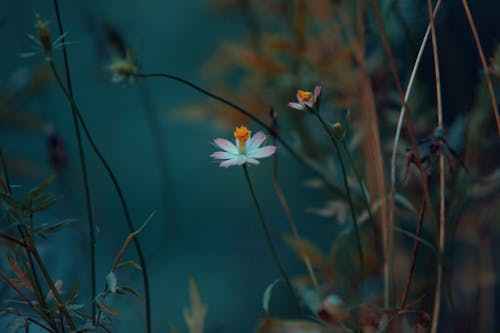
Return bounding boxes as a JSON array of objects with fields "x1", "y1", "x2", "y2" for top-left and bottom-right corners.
[{"x1": 426, "y1": 1, "x2": 445, "y2": 332}]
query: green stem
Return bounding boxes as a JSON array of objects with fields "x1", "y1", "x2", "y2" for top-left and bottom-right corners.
[
  {"x1": 49, "y1": 62, "x2": 152, "y2": 333},
  {"x1": 30, "y1": 247, "x2": 76, "y2": 330},
  {"x1": 340, "y1": 140, "x2": 382, "y2": 269},
  {"x1": 242, "y1": 164, "x2": 302, "y2": 316},
  {"x1": 314, "y1": 113, "x2": 364, "y2": 279},
  {"x1": 135, "y1": 72, "x2": 347, "y2": 201},
  {"x1": 51, "y1": 0, "x2": 96, "y2": 321}
]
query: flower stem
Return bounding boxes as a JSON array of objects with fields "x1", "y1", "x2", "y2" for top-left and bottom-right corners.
[
  {"x1": 314, "y1": 112, "x2": 364, "y2": 279},
  {"x1": 135, "y1": 72, "x2": 347, "y2": 201},
  {"x1": 340, "y1": 140, "x2": 382, "y2": 269},
  {"x1": 49, "y1": 61, "x2": 152, "y2": 333},
  {"x1": 242, "y1": 164, "x2": 302, "y2": 316},
  {"x1": 51, "y1": 0, "x2": 96, "y2": 321}
]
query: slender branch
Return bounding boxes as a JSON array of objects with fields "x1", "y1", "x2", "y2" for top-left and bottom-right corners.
[
  {"x1": 48, "y1": 62, "x2": 152, "y2": 333},
  {"x1": 242, "y1": 164, "x2": 302, "y2": 316},
  {"x1": 135, "y1": 72, "x2": 348, "y2": 201},
  {"x1": 314, "y1": 113, "x2": 364, "y2": 279},
  {"x1": 341, "y1": 140, "x2": 382, "y2": 269},
  {"x1": 1, "y1": 308, "x2": 54, "y2": 333},
  {"x1": 51, "y1": 0, "x2": 97, "y2": 321},
  {"x1": 460, "y1": 0, "x2": 500, "y2": 135},
  {"x1": 427, "y1": 0, "x2": 445, "y2": 331},
  {"x1": 0, "y1": 270, "x2": 36, "y2": 308},
  {"x1": 0, "y1": 232, "x2": 27, "y2": 248},
  {"x1": 400, "y1": 200, "x2": 426, "y2": 308},
  {"x1": 29, "y1": 249, "x2": 76, "y2": 330}
]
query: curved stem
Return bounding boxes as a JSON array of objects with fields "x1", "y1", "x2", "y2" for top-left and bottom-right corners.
[
  {"x1": 49, "y1": 61, "x2": 152, "y2": 333},
  {"x1": 135, "y1": 72, "x2": 347, "y2": 201},
  {"x1": 314, "y1": 113, "x2": 364, "y2": 279},
  {"x1": 341, "y1": 140, "x2": 381, "y2": 269},
  {"x1": 51, "y1": 0, "x2": 96, "y2": 321},
  {"x1": 427, "y1": 0, "x2": 445, "y2": 331},
  {"x1": 242, "y1": 164, "x2": 302, "y2": 316},
  {"x1": 30, "y1": 249, "x2": 76, "y2": 330},
  {"x1": 400, "y1": 200, "x2": 426, "y2": 309}
]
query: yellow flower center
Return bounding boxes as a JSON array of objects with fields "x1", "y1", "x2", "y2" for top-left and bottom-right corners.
[
  {"x1": 234, "y1": 125, "x2": 251, "y2": 153},
  {"x1": 297, "y1": 90, "x2": 313, "y2": 102}
]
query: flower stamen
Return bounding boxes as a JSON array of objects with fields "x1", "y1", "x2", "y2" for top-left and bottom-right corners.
[
  {"x1": 297, "y1": 90, "x2": 312, "y2": 102},
  {"x1": 234, "y1": 125, "x2": 251, "y2": 154}
]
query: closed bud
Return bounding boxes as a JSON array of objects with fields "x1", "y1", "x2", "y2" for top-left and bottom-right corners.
[{"x1": 331, "y1": 122, "x2": 344, "y2": 140}]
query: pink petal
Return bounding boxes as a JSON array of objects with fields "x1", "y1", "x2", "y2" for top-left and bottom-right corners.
[
  {"x1": 248, "y1": 145, "x2": 276, "y2": 158},
  {"x1": 247, "y1": 131, "x2": 267, "y2": 151},
  {"x1": 288, "y1": 102, "x2": 305, "y2": 111},
  {"x1": 210, "y1": 151, "x2": 235, "y2": 160},
  {"x1": 313, "y1": 85, "x2": 322, "y2": 101},
  {"x1": 213, "y1": 138, "x2": 238, "y2": 154},
  {"x1": 246, "y1": 158, "x2": 260, "y2": 165},
  {"x1": 219, "y1": 156, "x2": 246, "y2": 168}
]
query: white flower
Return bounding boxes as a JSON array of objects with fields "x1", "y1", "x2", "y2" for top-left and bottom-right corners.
[
  {"x1": 288, "y1": 86, "x2": 321, "y2": 112},
  {"x1": 210, "y1": 125, "x2": 276, "y2": 168}
]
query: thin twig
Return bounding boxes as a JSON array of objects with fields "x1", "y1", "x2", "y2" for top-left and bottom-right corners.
[
  {"x1": 400, "y1": 200, "x2": 427, "y2": 308},
  {"x1": 460, "y1": 0, "x2": 500, "y2": 135},
  {"x1": 1, "y1": 308, "x2": 54, "y2": 333},
  {"x1": 51, "y1": 0, "x2": 97, "y2": 322},
  {"x1": 0, "y1": 270, "x2": 36, "y2": 308},
  {"x1": 0, "y1": 232, "x2": 27, "y2": 248},
  {"x1": 427, "y1": 0, "x2": 445, "y2": 331}
]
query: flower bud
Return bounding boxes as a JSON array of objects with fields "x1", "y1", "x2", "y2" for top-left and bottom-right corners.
[{"x1": 331, "y1": 122, "x2": 344, "y2": 140}]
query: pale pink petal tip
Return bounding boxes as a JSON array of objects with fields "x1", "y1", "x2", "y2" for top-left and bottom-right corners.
[
  {"x1": 213, "y1": 138, "x2": 238, "y2": 154},
  {"x1": 219, "y1": 156, "x2": 246, "y2": 168},
  {"x1": 249, "y1": 145, "x2": 276, "y2": 158},
  {"x1": 288, "y1": 102, "x2": 305, "y2": 111},
  {"x1": 314, "y1": 85, "x2": 322, "y2": 100},
  {"x1": 247, "y1": 131, "x2": 267, "y2": 151},
  {"x1": 210, "y1": 151, "x2": 234, "y2": 160}
]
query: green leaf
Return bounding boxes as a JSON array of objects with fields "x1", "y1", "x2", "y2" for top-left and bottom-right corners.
[
  {"x1": 38, "y1": 219, "x2": 78, "y2": 234},
  {"x1": 262, "y1": 278, "x2": 281, "y2": 314},
  {"x1": 118, "y1": 286, "x2": 144, "y2": 300},
  {"x1": 26, "y1": 175, "x2": 56, "y2": 200},
  {"x1": 67, "y1": 281, "x2": 80, "y2": 303},
  {"x1": 31, "y1": 194, "x2": 62, "y2": 212},
  {"x1": 115, "y1": 260, "x2": 142, "y2": 271},
  {"x1": 96, "y1": 295, "x2": 120, "y2": 317}
]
